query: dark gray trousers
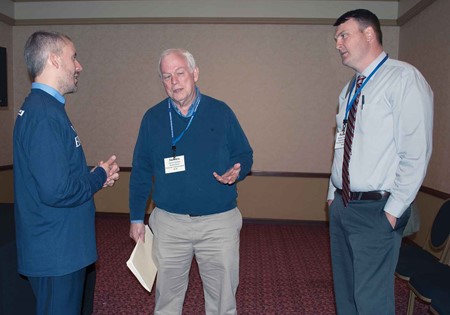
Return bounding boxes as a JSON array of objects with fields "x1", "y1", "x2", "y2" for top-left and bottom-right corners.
[{"x1": 329, "y1": 192, "x2": 410, "y2": 315}]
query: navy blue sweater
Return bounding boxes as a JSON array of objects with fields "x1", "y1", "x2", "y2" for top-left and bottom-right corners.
[
  {"x1": 13, "y1": 89, "x2": 106, "y2": 277},
  {"x1": 130, "y1": 94, "x2": 253, "y2": 220}
]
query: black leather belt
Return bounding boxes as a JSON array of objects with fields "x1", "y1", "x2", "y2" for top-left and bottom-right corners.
[
  {"x1": 335, "y1": 188, "x2": 390, "y2": 201},
  {"x1": 188, "y1": 214, "x2": 203, "y2": 217}
]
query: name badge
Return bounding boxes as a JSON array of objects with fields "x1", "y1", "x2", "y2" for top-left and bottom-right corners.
[
  {"x1": 334, "y1": 129, "x2": 345, "y2": 149},
  {"x1": 164, "y1": 155, "x2": 186, "y2": 174}
]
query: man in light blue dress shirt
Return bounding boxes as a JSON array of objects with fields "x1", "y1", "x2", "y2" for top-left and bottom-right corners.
[{"x1": 327, "y1": 9, "x2": 433, "y2": 315}]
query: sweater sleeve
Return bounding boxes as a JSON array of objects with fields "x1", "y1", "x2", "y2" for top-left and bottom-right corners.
[
  {"x1": 227, "y1": 109, "x2": 253, "y2": 181},
  {"x1": 27, "y1": 118, "x2": 106, "y2": 208},
  {"x1": 129, "y1": 113, "x2": 154, "y2": 221}
]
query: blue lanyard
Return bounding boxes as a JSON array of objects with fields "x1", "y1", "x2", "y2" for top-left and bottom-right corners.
[
  {"x1": 168, "y1": 89, "x2": 201, "y2": 157},
  {"x1": 343, "y1": 54, "x2": 389, "y2": 124}
]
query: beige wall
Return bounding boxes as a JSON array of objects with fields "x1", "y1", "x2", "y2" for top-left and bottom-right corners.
[
  {"x1": 4, "y1": 2, "x2": 448, "y2": 194},
  {"x1": 0, "y1": 169, "x2": 14, "y2": 203},
  {"x1": 0, "y1": 21, "x2": 13, "y2": 165},
  {"x1": 399, "y1": 0, "x2": 450, "y2": 194},
  {"x1": 11, "y1": 23, "x2": 399, "y2": 174},
  {"x1": 93, "y1": 172, "x2": 330, "y2": 221},
  {"x1": 0, "y1": 168, "x2": 331, "y2": 222}
]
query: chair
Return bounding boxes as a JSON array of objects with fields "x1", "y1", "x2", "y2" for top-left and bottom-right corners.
[
  {"x1": 395, "y1": 199, "x2": 450, "y2": 281},
  {"x1": 407, "y1": 263, "x2": 450, "y2": 315},
  {"x1": 430, "y1": 306, "x2": 439, "y2": 315},
  {"x1": 397, "y1": 199, "x2": 450, "y2": 315},
  {"x1": 430, "y1": 284, "x2": 450, "y2": 315}
]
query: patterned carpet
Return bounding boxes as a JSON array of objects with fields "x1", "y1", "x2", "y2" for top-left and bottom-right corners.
[{"x1": 93, "y1": 214, "x2": 430, "y2": 314}]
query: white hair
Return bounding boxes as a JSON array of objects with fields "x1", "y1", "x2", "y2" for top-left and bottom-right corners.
[{"x1": 158, "y1": 48, "x2": 197, "y2": 78}]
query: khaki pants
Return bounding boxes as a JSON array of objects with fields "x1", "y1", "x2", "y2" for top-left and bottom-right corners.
[{"x1": 150, "y1": 207, "x2": 242, "y2": 315}]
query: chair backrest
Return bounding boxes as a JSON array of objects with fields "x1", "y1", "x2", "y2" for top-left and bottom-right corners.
[
  {"x1": 430, "y1": 199, "x2": 450, "y2": 250},
  {"x1": 442, "y1": 239, "x2": 450, "y2": 265}
]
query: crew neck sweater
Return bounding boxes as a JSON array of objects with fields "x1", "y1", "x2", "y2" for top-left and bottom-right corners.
[{"x1": 130, "y1": 94, "x2": 253, "y2": 220}]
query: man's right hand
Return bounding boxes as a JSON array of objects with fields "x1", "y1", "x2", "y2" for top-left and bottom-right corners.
[
  {"x1": 99, "y1": 155, "x2": 120, "y2": 187},
  {"x1": 130, "y1": 222, "x2": 145, "y2": 243}
]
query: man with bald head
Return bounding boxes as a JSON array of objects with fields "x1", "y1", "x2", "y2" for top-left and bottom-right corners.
[{"x1": 129, "y1": 48, "x2": 253, "y2": 315}]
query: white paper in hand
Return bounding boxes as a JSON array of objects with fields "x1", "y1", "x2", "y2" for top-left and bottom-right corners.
[{"x1": 126, "y1": 225, "x2": 157, "y2": 292}]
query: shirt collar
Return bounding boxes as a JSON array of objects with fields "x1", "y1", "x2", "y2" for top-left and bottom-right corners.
[
  {"x1": 170, "y1": 86, "x2": 201, "y2": 118},
  {"x1": 31, "y1": 82, "x2": 65, "y2": 104},
  {"x1": 360, "y1": 51, "x2": 387, "y2": 78}
]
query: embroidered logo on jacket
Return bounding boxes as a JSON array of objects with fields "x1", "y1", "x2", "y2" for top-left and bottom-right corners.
[
  {"x1": 71, "y1": 125, "x2": 81, "y2": 147},
  {"x1": 75, "y1": 136, "x2": 81, "y2": 147},
  {"x1": 18, "y1": 110, "x2": 25, "y2": 116}
]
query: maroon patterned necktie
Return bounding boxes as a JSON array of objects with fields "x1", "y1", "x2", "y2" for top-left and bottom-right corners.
[{"x1": 342, "y1": 75, "x2": 365, "y2": 207}]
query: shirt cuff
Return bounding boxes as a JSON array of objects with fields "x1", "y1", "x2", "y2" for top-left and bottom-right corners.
[
  {"x1": 384, "y1": 196, "x2": 409, "y2": 218},
  {"x1": 327, "y1": 179, "x2": 336, "y2": 200}
]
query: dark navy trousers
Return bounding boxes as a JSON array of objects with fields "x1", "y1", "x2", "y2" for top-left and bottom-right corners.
[
  {"x1": 329, "y1": 192, "x2": 410, "y2": 315},
  {"x1": 28, "y1": 267, "x2": 87, "y2": 315}
]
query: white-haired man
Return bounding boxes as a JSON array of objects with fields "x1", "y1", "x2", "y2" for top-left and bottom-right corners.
[{"x1": 129, "y1": 48, "x2": 253, "y2": 315}]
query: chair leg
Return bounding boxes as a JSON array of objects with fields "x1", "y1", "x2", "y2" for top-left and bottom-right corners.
[
  {"x1": 407, "y1": 289, "x2": 416, "y2": 315},
  {"x1": 429, "y1": 305, "x2": 439, "y2": 315}
]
